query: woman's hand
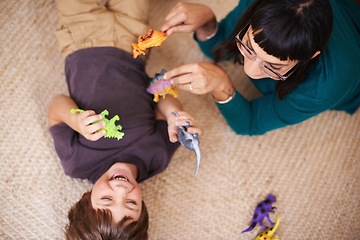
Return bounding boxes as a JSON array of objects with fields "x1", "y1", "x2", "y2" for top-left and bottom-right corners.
[
  {"x1": 167, "y1": 111, "x2": 201, "y2": 143},
  {"x1": 163, "y1": 62, "x2": 233, "y2": 96},
  {"x1": 72, "y1": 110, "x2": 106, "y2": 141},
  {"x1": 160, "y1": 2, "x2": 217, "y2": 40}
]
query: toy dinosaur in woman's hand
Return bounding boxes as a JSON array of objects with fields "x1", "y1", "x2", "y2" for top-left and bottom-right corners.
[
  {"x1": 132, "y1": 29, "x2": 167, "y2": 58},
  {"x1": 147, "y1": 69, "x2": 178, "y2": 102}
]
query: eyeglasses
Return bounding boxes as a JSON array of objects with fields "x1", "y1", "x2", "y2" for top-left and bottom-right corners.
[{"x1": 235, "y1": 27, "x2": 295, "y2": 81}]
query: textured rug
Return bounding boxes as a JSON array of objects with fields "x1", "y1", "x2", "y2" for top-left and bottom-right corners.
[{"x1": 1, "y1": 0, "x2": 360, "y2": 239}]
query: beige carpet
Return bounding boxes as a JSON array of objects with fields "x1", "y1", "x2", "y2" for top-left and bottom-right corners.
[{"x1": 1, "y1": 0, "x2": 360, "y2": 239}]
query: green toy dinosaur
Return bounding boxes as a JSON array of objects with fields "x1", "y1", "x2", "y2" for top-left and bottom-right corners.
[{"x1": 71, "y1": 109, "x2": 124, "y2": 140}]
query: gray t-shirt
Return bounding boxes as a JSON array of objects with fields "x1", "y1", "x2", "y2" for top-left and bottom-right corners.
[{"x1": 50, "y1": 47, "x2": 179, "y2": 183}]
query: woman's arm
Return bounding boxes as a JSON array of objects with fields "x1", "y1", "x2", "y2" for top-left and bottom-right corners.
[
  {"x1": 216, "y1": 88, "x2": 332, "y2": 135},
  {"x1": 195, "y1": 0, "x2": 254, "y2": 59},
  {"x1": 48, "y1": 94, "x2": 106, "y2": 141}
]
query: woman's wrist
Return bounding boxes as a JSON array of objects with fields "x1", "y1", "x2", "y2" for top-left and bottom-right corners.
[
  {"x1": 210, "y1": 85, "x2": 236, "y2": 104},
  {"x1": 195, "y1": 18, "x2": 218, "y2": 41},
  {"x1": 211, "y1": 90, "x2": 236, "y2": 104}
]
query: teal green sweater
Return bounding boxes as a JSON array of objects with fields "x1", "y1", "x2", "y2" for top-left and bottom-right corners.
[{"x1": 197, "y1": 0, "x2": 360, "y2": 135}]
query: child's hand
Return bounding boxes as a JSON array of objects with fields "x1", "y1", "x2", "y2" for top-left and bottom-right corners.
[
  {"x1": 167, "y1": 111, "x2": 201, "y2": 143},
  {"x1": 72, "y1": 110, "x2": 106, "y2": 141}
]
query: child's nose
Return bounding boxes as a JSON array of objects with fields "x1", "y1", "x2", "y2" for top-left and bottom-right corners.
[{"x1": 110, "y1": 180, "x2": 135, "y2": 193}]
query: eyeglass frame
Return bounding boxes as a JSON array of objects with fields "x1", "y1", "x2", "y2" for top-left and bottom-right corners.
[{"x1": 234, "y1": 24, "x2": 297, "y2": 81}]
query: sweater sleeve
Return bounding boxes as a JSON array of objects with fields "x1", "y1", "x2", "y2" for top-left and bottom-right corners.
[
  {"x1": 195, "y1": 0, "x2": 255, "y2": 59},
  {"x1": 216, "y1": 84, "x2": 335, "y2": 136}
]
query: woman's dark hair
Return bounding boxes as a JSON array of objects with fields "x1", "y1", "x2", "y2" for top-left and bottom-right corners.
[
  {"x1": 214, "y1": 0, "x2": 333, "y2": 100},
  {"x1": 65, "y1": 191, "x2": 149, "y2": 240}
]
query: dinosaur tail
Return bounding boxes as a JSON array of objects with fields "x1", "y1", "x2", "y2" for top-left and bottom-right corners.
[
  {"x1": 193, "y1": 145, "x2": 201, "y2": 176},
  {"x1": 241, "y1": 222, "x2": 256, "y2": 233}
]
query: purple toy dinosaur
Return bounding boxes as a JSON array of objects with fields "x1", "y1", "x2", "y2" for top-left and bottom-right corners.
[
  {"x1": 241, "y1": 194, "x2": 277, "y2": 233},
  {"x1": 146, "y1": 69, "x2": 178, "y2": 102}
]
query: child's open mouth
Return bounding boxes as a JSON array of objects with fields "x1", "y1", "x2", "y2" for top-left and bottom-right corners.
[{"x1": 110, "y1": 173, "x2": 129, "y2": 182}]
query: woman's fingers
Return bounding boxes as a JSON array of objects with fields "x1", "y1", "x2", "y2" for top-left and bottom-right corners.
[
  {"x1": 165, "y1": 62, "x2": 232, "y2": 95},
  {"x1": 161, "y1": 2, "x2": 215, "y2": 35},
  {"x1": 163, "y1": 63, "x2": 211, "y2": 94},
  {"x1": 164, "y1": 63, "x2": 199, "y2": 82}
]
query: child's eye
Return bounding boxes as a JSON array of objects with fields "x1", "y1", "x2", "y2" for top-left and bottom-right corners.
[{"x1": 127, "y1": 200, "x2": 137, "y2": 205}]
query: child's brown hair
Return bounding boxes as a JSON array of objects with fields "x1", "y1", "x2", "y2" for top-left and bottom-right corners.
[{"x1": 65, "y1": 191, "x2": 149, "y2": 240}]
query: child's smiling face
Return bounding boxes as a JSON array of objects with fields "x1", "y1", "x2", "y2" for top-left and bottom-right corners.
[{"x1": 91, "y1": 162, "x2": 142, "y2": 223}]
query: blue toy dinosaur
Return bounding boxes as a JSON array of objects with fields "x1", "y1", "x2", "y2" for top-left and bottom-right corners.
[
  {"x1": 242, "y1": 194, "x2": 277, "y2": 233},
  {"x1": 172, "y1": 112, "x2": 201, "y2": 176}
]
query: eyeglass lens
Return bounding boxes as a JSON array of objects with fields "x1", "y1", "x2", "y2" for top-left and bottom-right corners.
[{"x1": 236, "y1": 36, "x2": 284, "y2": 80}]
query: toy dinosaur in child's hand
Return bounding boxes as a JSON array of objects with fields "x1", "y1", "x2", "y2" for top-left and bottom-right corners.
[
  {"x1": 254, "y1": 215, "x2": 280, "y2": 240},
  {"x1": 147, "y1": 69, "x2": 178, "y2": 102},
  {"x1": 132, "y1": 29, "x2": 167, "y2": 58},
  {"x1": 242, "y1": 194, "x2": 277, "y2": 233},
  {"x1": 71, "y1": 109, "x2": 124, "y2": 140},
  {"x1": 171, "y1": 112, "x2": 201, "y2": 176}
]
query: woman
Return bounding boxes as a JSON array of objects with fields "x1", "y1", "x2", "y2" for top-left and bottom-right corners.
[{"x1": 161, "y1": 0, "x2": 360, "y2": 135}]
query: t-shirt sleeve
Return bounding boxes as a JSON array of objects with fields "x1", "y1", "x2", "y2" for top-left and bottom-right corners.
[
  {"x1": 49, "y1": 123, "x2": 84, "y2": 178},
  {"x1": 49, "y1": 123, "x2": 76, "y2": 164},
  {"x1": 136, "y1": 120, "x2": 180, "y2": 182},
  {"x1": 49, "y1": 122, "x2": 108, "y2": 181}
]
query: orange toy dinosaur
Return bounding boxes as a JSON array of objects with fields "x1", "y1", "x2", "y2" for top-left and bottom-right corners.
[{"x1": 132, "y1": 29, "x2": 167, "y2": 58}]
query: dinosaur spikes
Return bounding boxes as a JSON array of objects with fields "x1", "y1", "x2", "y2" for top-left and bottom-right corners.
[{"x1": 132, "y1": 29, "x2": 168, "y2": 58}]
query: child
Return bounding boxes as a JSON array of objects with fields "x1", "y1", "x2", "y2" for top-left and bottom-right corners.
[{"x1": 48, "y1": 0, "x2": 200, "y2": 239}]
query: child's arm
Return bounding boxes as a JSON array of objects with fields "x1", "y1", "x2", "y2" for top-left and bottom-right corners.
[
  {"x1": 48, "y1": 94, "x2": 106, "y2": 141},
  {"x1": 155, "y1": 95, "x2": 201, "y2": 143}
]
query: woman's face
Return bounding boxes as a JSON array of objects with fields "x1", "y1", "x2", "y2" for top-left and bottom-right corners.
[
  {"x1": 91, "y1": 162, "x2": 142, "y2": 223},
  {"x1": 240, "y1": 27, "x2": 299, "y2": 80}
]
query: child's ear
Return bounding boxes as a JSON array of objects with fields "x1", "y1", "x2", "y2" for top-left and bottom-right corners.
[{"x1": 311, "y1": 51, "x2": 321, "y2": 59}]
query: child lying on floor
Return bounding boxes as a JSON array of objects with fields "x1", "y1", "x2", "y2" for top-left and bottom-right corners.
[{"x1": 48, "y1": 0, "x2": 200, "y2": 239}]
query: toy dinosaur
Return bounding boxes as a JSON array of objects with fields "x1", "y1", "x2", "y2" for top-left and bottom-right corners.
[
  {"x1": 171, "y1": 112, "x2": 201, "y2": 176},
  {"x1": 242, "y1": 194, "x2": 277, "y2": 233},
  {"x1": 254, "y1": 215, "x2": 280, "y2": 240},
  {"x1": 71, "y1": 109, "x2": 124, "y2": 140},
  {"x1": 132, "y1": 29, "x2": 167, "y2": 58},
  {"x1": 147, "y1": 69, "x2": 178, "y2": 102}
]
